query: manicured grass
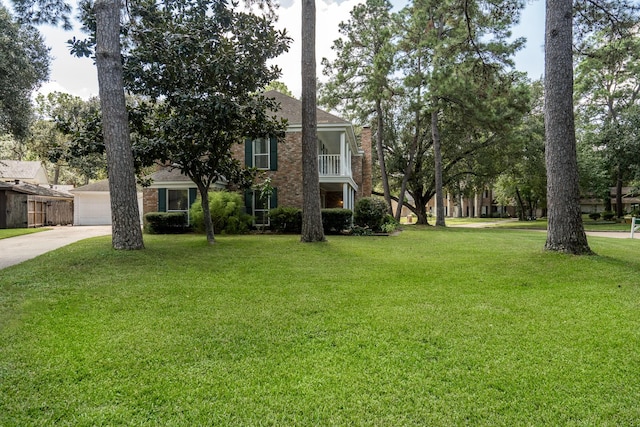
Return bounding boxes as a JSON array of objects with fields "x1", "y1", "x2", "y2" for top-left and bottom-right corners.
[
  {"x1": 1, "y1": 228, "x2": 640, "y2": 425},
  {"x1": 0, "y1": 228, "x2": 48, "y2": 240}
]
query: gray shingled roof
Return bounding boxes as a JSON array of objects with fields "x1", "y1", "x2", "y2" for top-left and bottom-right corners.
[
  {"x1": 70, "y1": 180, "x2": 111, "y2": 192},
  {"x1": 0, "y1": 181, "x2": 32, "y2": 194},
  {"x1": 9, "y1": 182, "x2": 73, "y2": 198},
  {"x1": 0, "y1": 160, "x2": 44, "y2": 180},
  {"x1": 264, "y1": 90, "x2": 349, "y2": 126},
  {"x1": 17, "y1": 183, "x2": 72, "y2": 198},
  {"x1": 147, "y1": 167, "x2": 193, "y2": 183}
]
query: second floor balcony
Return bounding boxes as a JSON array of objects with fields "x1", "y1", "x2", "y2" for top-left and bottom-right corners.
[{"x1": 319, "y1": 153, "x2": 352, "y2": 177}]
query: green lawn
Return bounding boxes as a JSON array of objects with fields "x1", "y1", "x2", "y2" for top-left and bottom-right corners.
[
  {"x1": 0, "y1": 228, "x2": 48, "y2": 240},
  {"x1": 1, "y1": 227, "x2": 640, "y2": 425}
]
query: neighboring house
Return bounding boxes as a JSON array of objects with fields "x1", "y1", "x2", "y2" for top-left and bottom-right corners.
[
  {"x1": 0, "y1": 160, "x2": 50, "y2": 185},
  {"x1": 142, "y1": 91, "x2": 373, "y2": 226},
  {"x1": 421, "y1": 188, "x2": 521, "y2": 220},
  {"x1": 581, "y1": 186, "x2": 640, "y2": 214},
  {"x1": 0, "y1": 181, "x2": 73, "y2": 228},
  {"x1": 381, "y1": 187, "x2": 505, "y2": 222},
  {"x1": 71, "y1": 179, "x2": 144, "y2": 225}
]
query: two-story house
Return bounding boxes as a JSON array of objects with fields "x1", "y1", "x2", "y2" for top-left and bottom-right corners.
[{"x1": 143, "y1": 91, "x2": 373, "y2": 226}]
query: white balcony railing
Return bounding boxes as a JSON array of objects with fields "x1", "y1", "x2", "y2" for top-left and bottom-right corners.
[{"x1": 318, "y1": 154, "x2": 341, "y2": 176}]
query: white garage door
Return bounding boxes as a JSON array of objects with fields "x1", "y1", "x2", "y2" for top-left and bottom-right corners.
[
  {"x1": 74, "y1": 192, "x2": 144, "y2": 226},
  {"x1": 75, "y1": 193, "x2": 112, "y2": 225}
]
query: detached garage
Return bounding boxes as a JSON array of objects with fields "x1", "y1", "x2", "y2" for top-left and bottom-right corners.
[{"x1": 71, "y1": 180, "x2": 143, "y2": 225}]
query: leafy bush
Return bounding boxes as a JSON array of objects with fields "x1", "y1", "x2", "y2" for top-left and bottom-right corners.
[
  {"x1": 270, "y1": 207, "x2": 302, "y2": 233},
  {"x1": 354, "y1": 197, "x2": 388, "y2": 232},
  {"x1": 381, "y1": 214, "x2": 399, "y2": 234},
  {"x1": 349, "y1": 225, "x2": 374, "y2": 236},
  {"x1": 144, "y1": 212, "x2": 190, "y2": 234},
  {"x1": 602, "y1": 211, "x2": 615, "y2": 221},
  {"x1": 588, "y1": 212, "x2": 601, "y2": 221},
  {"x1": 189, "y1": 191, "x2": 252, "y2": 234},
  {"x1": 322, "y1": 208, "x2": 353, "y2": 234}
]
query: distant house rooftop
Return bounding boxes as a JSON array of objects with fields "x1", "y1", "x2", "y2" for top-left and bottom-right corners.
[
  {"x1": 0, "y1": 160, "x2": 49, "y2": 185},
  {"x1": 70, "y1": 180, "x2": 111, "y2": 193}
]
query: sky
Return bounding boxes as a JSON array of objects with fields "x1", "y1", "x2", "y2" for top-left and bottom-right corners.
[{"x1": 33, "y1": 0, "x2": 546, "y2": 100}]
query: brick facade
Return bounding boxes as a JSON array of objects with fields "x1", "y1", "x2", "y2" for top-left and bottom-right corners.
[
  {"x1": 233, "y1": 126, "x2": 373, "y2": 211},
  {"x1": 142, "y1": 188, "x2": 158, "y2": 216},
  {"x1": 231, "y1": 132, "x2": 306, "y2": 209}
]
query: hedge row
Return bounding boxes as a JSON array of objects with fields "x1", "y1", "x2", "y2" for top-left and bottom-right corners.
[
  {"x1": 269, "y1": 207, "x2": 353, "y2": 234},
  {"x1": 144, "y1": 212, "x2": 190, "y2": 234}
]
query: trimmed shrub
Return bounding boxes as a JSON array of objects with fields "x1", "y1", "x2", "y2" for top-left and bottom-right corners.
[
  {"x1": 354, "y1": 197, "x2": 388, "y2": 232},
  {"x1": 588, "y1": 212, "x2": 601, "y2": 221},
  {"x1": 189, "y1": 191, "x2": 252, "y2": 234},
  {"x1": 602, "y1": 210, "x2": 615, "y2": 221},
  {"x1": 270, "y1": 207, "x2": 302, "y2": 233},
  {"x1": 144, "y1": 212, "x2": 190, "y2": 234},
  {"x1": 322, "y1": 208, "x2": 353, "y2": 234}
]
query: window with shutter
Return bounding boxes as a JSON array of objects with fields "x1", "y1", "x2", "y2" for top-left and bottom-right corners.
[
  {"x1": 252, "y1": 187, "x2": 277, "y2": 227},
  {"x1": 246, "y1": 136, "x2": 277, "y2": 171}
]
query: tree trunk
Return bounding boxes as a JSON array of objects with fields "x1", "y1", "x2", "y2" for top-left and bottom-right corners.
[
  {"x1": 300, "y1": 0, "x2": 325, "y2": 243},
  {"x1": 53, "y1": 163, "x2": 61, "y2": 185},
  {"x1": 197, "y1": 182, "x2": 215, "y2": 244},
  {"x1": 615, "y1": 168, "x2": 623, "y2": 218},
  {"x1": 544, "y1": 0, "x2": 591, "y2": 255},
  {"x1": 94, "y1": 0, "x2": 144, "y2": 250},
  {"x1": 515, "y1": 186, "x2": 525, "y2": 220},
  {"x1": 375, "y1": 99, "x2": 392, "y2": 216},
  {"x1": 412, "y1": 192, "x2": 430, "y2": 225},
  {"x1": 395, "y1": 110, "x2": 419, "y2": 222},
  {"x1": 432, "y1": 109, "x2": 445, "y2": 227}
]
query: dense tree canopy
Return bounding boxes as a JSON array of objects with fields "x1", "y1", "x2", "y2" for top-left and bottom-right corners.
[
  {"x1": 123, "y1": 0, "x2": 290, "y2": 243},
  {"x1": 0, "y1": 5, "x2": 50, "y2": 140},
  {"x1": 575, "y1": 19, "x2": 640, "y2": 217},
  {"x1": 321, "y1": 0, "x2": 530, "y2": 226},
  {"x1": 31, "y1": 92, "x2": 106, "y2": 185},
  {"x1": 320, "y1": 0, "x2": 395, "y2": 215}
]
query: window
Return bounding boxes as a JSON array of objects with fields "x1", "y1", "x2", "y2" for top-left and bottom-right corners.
[
  {"x1": 168, "y1": 189, "x2": 188, "y2": 212},
  {"x1": 245, "y1": 136, "x2": 276, "y2": 170},
  {"x1": 167, "y1": 189, "x2": 189, "y2": 223},
  {"x1": 253, "y1": 137, "x2": 270, "y2": 169},
  {"x1": 253, "y1": 191, "x2": 270, "y2": 226}
]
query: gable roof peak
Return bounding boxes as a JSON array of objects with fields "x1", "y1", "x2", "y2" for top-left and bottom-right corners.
[{"x1": 263, "y1": 90, "x2": 349, "y2": 126}]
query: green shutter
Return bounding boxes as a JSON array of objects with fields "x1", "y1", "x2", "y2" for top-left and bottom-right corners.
[
  {"x1": 245, "y1": 138, "x2": 252, "y2": 167},
  {"x1": 188, "y1": 188, "x2": 198, "y2": 207},
  {"x1": 270, "y1": 187, "x2": 278, "y2": 209},
  {"x1": 158, "y1": 188, "x2": 167, "y2": 212},
  {"x1": 269, "y1": 136, "x2": 278, "y2": 171},
  {"x1": 244, "y1": 190, "x2": 253, "y2": 215}
]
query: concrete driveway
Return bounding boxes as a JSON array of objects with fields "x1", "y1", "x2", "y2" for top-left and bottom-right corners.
[{"x1": 0, "y1": 226, "x2": 112, "y2": 270}]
